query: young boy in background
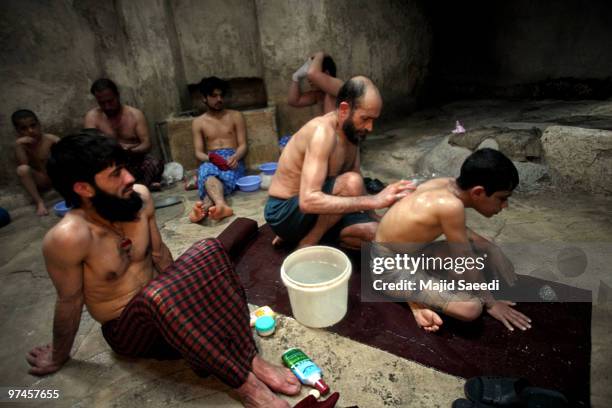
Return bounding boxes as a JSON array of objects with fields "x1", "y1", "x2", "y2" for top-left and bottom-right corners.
[{"x1": 12, "y1": 109, "x2": 59, "y2": 215}]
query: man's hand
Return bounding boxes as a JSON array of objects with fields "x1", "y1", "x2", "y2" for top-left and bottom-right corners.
[
  {"x1": 16, "y1": 136, "x2": 35, "y2": 146},
  {"x1": 292, "y1": 58, "x2": 312, "y2": 82},
  {"x1": 226, "y1": 154, "x2": 239, "y2": 169},
  {"x1": 208, "y1": 152, "x2": 230, "y2": 170},
  {"x1": 152, "y1": 242, "x2": 173, "y2": 273},
  {"x1": 486, "y1": 300, "x2": 532, "y2": 331},
  {"x1": 26, "y1": 344, "x2": 68, "y2": 376},
  {"x1": 372, "y1": 180, "x2": 415, "y2": 209}
]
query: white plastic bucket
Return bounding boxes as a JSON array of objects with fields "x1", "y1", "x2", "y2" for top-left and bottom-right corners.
[{"x1": 280, "y1": 246, "x2": 352, "y2": 328}]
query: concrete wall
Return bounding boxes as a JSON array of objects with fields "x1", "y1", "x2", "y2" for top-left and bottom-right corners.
[
  {"x1": 427, "y1": 0, "x2": 612, "y2": 99},
  {"x1": 171, "y1": 0, "x2": 263, "y2": 83},
  {"x1": 116, "y1": 0, "x2": 188, "y2": 136},
  {"x1": 256, "y1": 0, "x2": 431, "y2": 134}
]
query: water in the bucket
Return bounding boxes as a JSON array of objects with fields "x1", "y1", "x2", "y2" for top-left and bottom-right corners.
[{"x1": 287, "y1": 261, "x2": 343, "y2": 284}]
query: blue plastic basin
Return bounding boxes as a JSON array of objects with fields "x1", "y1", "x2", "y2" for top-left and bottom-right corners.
[
  {"x1": 54, "y1": 200, "x2": 72, "y2": 217},
  {"x1": 259, "y1": 162, "x2": 278, "y2": 175},
  {"x1": 236, "y1": 175, "x2": 262, "y2": 192}
]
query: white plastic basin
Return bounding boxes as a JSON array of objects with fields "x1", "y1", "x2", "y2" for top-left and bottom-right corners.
[{"x1": 281, "y1": 246, "x2": 352, "y2": 328}]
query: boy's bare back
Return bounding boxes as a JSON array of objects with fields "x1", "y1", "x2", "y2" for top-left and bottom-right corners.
[{"x1": 376, "y1": 178, "x2": 464, "y2": 243}]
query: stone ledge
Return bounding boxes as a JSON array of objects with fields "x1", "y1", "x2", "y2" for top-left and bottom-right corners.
[{"x1": 542, "y1": 125, "x2": 612, "y2": 195}]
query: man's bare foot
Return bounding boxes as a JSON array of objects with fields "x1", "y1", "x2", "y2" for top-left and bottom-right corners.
[
  {"x1": 272, "y1": 235, "x2": 284, "y2": 247},
  {"x1": 409, "y1": 302, "x2": 443, "y2": 332},
  {"x1": 36, "y1": 202, "x2": 49, "y2": 216},
  {"x1": 252, "y1": 355, "x2": 301, "y2": 396},
  {"x1": 189, "y1": 201, "x2": 208, "y2": 223},
  {"x1": 235, "y1": 372, "x2": 291, "y2": 408},
  {"x1": 208, "y1": 204, "x2": 233, "y2": 220}
]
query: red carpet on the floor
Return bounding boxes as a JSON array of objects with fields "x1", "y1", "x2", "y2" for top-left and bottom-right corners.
[{"x1": 221, "y1": 219, "x2": 591, "y2": 407}]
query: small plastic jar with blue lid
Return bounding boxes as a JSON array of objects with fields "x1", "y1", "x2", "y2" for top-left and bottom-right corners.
[{"x1": 255, "y1": 316, "x2": 276, "y2": 337}]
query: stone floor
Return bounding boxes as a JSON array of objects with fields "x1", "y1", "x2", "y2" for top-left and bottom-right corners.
[{"x1": 1, "y1": 99, "x2": 611, "y2": 407}]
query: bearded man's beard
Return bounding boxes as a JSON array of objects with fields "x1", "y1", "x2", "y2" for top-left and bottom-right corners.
[
  {"x1": 343, "y1": 115, "x2": 368, "y2": 145},
  {"x1": 91, "y1": 185, "x2": 143, "y2": 222}
]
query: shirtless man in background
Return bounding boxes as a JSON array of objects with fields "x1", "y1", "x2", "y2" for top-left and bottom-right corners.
[
  {"x1": 26, "y1": 133, "x2": 299, "y2": 408},
  {"x1": 287, "y1": 51, "x2": 343, "y2": 115},
  {"x1": 190, "y1": 76, "x2": 248, "y2": 223},
  {"x1": 84, "y1": 78, "x2": 163, "y2": 189},
  {"x1": 12, "y1": 109, "x2": 60, "y2": 215},
  {"x1": 266, "y1": 76, "x2": 413, "y2": 249},
  {"x1": 375, "y1": 148, "x2": 532, "y2": 333}
]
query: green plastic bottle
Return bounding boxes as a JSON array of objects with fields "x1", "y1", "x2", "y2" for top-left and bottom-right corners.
[{"x1": 282, "y1": 348, "x2": 329, "y2": 395}]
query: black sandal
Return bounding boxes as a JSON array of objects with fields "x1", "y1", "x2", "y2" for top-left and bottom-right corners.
[
  {"x1": 452, "y1": 398, "x2": 496, "y2": 408},
  {"x1": 364, "y1": 177, "x2": 386, "y2": 194},
  {"x1": 464, "y1": 376, "x2": 568, "y2": 407}
]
